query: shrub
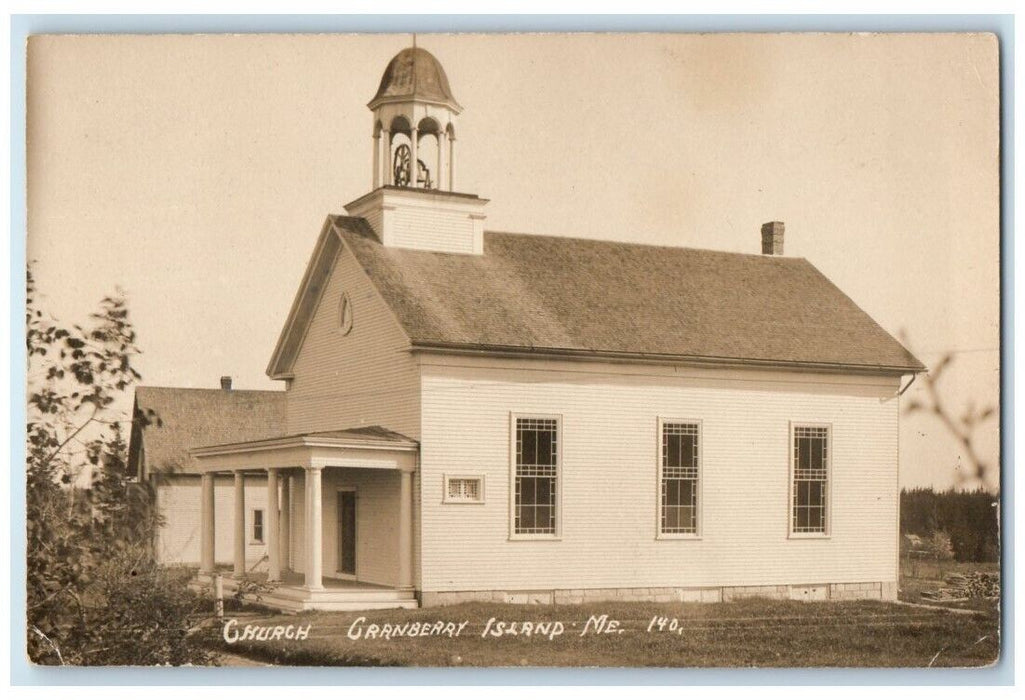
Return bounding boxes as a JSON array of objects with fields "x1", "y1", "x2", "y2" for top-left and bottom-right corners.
[{"x1": 26, "y1": 269, "x2": 212, "y2": 665}]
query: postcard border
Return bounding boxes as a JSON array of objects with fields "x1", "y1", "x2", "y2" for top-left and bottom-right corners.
[{"x1": 9, "y1": 12, "x2": 1014, "y2": 687}]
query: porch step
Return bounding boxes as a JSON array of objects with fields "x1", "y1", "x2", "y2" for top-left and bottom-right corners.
[
  {"x1": 300, "y1": 598, "x2": 417, "y2": 612},
  {"x1": 269, "y1": 586, "x2": 415, "y2": 604},
  {"x1": 194, "y1": 576, "x2": 419, "y2": 613},
  {"x1": 254, "y1": 590, "x2": 418, "y2": 613}
]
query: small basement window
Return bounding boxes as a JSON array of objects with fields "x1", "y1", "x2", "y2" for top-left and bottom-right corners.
[{"x1": 444, "y1": 475, "x2": 485, "y2": 504}]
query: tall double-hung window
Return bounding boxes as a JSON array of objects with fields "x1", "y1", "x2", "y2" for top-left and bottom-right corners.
[
  {"x1": 512, "y1": 416, "x2": 560, "y2": 536},
  {"x1": 791, "y1": 424, "x2": 830, "y2": 535},
  {"x1": 659, "y1": 420, "x2": 701, "y2": 536}
]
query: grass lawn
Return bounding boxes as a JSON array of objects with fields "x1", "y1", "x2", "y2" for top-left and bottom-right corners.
[{"x1": 205, "y1": 596, "x2": 999, "y2": 668}]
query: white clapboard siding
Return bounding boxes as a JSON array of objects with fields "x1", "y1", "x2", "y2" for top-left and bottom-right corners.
[
  {"x1": 285, "y1": 242, "x2": 420, "y2": 439},
  {"x1": 322, "y1": 468, "x2": 401, "y2": 586},
  {"x1": 419, "y1": 359, "x2": 901, "y2": 592},
  {"x1": 286, "y1": 468, "x2": 401, "y2": 586},
  {"x1": 155, "y1": 475, "x2": 269, "y2": 567},
  {"x1": 390, "y1": 206, "x2": 475, "y2": 254},
  {"x1": 361, "y1": 208, "x2": 384, "y2": 242}
]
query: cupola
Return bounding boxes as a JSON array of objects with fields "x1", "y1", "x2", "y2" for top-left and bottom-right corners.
[
  {"x1": 368, "y1": 46, "x2": 460, "y2": 191},
  {"x1": 345, "y1": 43, "x2": 488, "y2": 255}
]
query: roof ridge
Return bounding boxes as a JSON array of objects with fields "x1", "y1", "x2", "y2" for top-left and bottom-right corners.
[
  {"x1": 135, "y1": 385, "x2": 285, "y2": 394},
  {"x1": 335, "y1": 214, "x2": 805, "y2": 261},
  {"x1": 482, "y1": 229, "x2": 808, "y2": 261}
]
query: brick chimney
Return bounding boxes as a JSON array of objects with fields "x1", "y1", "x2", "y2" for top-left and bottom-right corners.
[
  {"x1": 761, "y1": 221, "x2": 784, "y2": 255},
  {"x1": 220, "y1": 376, "x2": 232, "y2": 391}
]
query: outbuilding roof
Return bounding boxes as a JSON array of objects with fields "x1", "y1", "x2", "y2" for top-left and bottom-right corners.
[
  {"x1": 130, "y1": 386, "x2": 287, "y2": 476},
  {"x1": 332, "y1": 216, "x2": 924, "y2": 374}
]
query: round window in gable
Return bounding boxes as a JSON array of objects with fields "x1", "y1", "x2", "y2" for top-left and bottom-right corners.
[{"x1": 339, "y1": 293, "x2": 353, "y2": 336}]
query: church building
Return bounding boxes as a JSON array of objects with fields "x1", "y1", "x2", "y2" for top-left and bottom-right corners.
[{"x1": 129, "y1": 45, "x2": 924, "y2": 611}]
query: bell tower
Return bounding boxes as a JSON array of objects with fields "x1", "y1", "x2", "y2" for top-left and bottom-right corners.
[
  {"x1": 368, "y1": 45, "x2": 461, "y2": 191},
  {"x1": 345, "y1": 44, "x2": 488, "y2": 255}
]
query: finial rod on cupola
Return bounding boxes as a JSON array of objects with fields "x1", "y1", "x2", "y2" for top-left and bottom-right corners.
[{"x1": 368, "y1": 44, "x2": 461, "y2": 192}]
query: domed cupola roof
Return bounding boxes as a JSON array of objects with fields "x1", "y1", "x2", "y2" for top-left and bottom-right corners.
[{"x1": 368, "y1": 47, "x2": 462, "y2": 113}]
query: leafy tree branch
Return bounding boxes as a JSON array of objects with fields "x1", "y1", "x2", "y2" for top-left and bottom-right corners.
[{"x1": 26, "y1": 266, "x2": 212, "y2": 666}]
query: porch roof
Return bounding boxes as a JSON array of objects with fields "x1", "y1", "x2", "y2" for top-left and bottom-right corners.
[{"x1": 190, "y1": 425, "x2": 418, "y2": 472}]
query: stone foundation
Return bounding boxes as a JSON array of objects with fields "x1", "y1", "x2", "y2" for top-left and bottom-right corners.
[{"x1": 420, "y1": 581, "x2": 896, "y2": 607}]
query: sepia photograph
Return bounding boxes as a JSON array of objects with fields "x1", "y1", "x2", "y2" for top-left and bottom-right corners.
[{"x1": 23, "y1": 28, "x2": 1002, "y2": 672}]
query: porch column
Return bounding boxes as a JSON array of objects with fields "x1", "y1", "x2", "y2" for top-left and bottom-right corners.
[
  {"x1": 305, "y1": 465, "x2": 324, "y2": 591},
  {"x1": 280, "y1": 474, "x2": 291, "y2": 571},
  {"x1": 398, "y1": 468, "x2": 414, "y2": 589},
  {"x1": 233, "y1": 471, "x2": 245, "y2": 577},
  {"x1": 267, "y1": 468, "x2": 280, "y2": 581},
  {"x1": 200, "y1": 472, "x2": 216, "y2": 575}
]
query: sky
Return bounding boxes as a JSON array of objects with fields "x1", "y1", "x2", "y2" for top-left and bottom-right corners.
[{"x1": 26, "y1": 33, "x2": 1000, "y2": 490}]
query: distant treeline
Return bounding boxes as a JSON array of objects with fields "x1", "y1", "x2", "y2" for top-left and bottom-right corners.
[{"x1": 901, "y1": 487, "x2": 1000, "y2": 562}]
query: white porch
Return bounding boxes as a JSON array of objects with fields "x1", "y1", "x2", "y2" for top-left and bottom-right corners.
[
  {"x1": 197, "y1": 570, "x2": 418, "y2": 612},
  {"x1": 190, "y1": 428, "x2": 419, "y2": 611}
]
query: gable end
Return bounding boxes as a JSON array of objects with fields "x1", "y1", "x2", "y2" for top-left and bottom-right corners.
[
  {"x1": 267, "y1": 216, "x2": 418, "y2": 380},
  {"x1": 266, "y1": 219, "x2": 344, "y2": 379}
]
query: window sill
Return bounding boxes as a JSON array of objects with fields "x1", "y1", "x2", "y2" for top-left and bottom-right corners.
[
  {"x1": 508, "y1": 534, "x2": 561, "y2": 542},
  {"x1": 788, "y1": 532, "x2": 830, "y2": 540},
  {"x1": 442, "y1": 499, "x2": 486, "y2": 505},
  {"x1": 656, "y1": 533, "x2": 702, "y2": 541}
]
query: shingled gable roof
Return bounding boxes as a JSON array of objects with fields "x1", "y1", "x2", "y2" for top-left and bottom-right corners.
[
  {"x1": 268, "y1": 215, "x2": 924, "y2": 378},
  {"x1": 130, "y1": 386, "x2": 287, "y2": 475}
]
